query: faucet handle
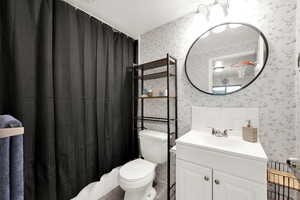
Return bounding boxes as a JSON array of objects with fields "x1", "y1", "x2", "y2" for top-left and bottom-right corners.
[
  {"x1": 223, "y1": 129, "x2": 229, "y2": 137},
  {"x1": 208, "y1": 127, "x2": 232, "y2": 137},
  {"x1": 208, "y1": 127, "x2": 216, "y2": 135}
]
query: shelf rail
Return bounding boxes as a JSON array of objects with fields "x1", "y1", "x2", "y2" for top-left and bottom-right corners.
[
  {"x1": 267, "y1": 160, "x2": 300, "y2": 200},
  {"x1": 133, "y1": 54, "x2": 178, "y2": 200},
  {"x1": 0, "y1": 127, "x2": 24, "y2": 139}
]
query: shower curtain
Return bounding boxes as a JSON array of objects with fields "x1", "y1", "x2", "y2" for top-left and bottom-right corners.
[{"x1": 0, "y1": 0, "x2": 138, "y2": 199}]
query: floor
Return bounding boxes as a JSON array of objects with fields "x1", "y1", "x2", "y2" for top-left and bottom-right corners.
[
  {"x1": 98, "y1": 182, "x2": 175, "y2": 200},
  {"x1": 99, "y1": 187, "x2": 124, "y2": 200},
  {"x1": 100, "y1": 152, "x2": 177, "y2": 200}
]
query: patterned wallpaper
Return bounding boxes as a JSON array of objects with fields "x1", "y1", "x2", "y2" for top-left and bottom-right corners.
[
  {"x1": 140, "y1": 0, "x2": 297, "y2": 161},
  {"x1": 296, "y1": 0, "x2": 300, "y2": 158}
]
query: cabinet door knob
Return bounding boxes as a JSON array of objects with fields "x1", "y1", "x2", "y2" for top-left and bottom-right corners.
[
  {"x1": 204, "y1": 176, "x2": 210, "y2": 181},
  {"x1": 214, "y1": 179, "x2": 220, "y2": 185}
]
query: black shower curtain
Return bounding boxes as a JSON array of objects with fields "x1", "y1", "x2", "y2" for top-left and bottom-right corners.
[{"x1": 0, "y1": 0, "x2": 138, "y2": 199}]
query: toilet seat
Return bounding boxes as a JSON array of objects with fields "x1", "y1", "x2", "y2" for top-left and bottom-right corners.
[
  {"x1": 120, "y1": 159, "x2": 156, "y2": 182},
  {"x1": 119, "y1": 159, "x2": 156, "y2": 191}
]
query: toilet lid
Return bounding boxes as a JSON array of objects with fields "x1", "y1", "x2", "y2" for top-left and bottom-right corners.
[{"x1": 120, "y1": 159, "x2": 155, "y2": 181}]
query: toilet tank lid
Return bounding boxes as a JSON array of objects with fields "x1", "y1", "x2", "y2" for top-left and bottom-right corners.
[{"x1": 139, "y1": 130, "x2": 167, "y2": 141}]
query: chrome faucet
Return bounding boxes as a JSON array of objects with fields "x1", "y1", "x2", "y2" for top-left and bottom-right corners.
[{"x1": 209, "y1": 127, "x2": 230, "y2": 137}]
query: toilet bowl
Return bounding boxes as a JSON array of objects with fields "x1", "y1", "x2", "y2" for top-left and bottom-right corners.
[
  {"x1": 119, "y1": 159, "x2": 156, "y2": 200},
  {"x1": 119, "y1": 130, "x2": 168, "y2": 200}
]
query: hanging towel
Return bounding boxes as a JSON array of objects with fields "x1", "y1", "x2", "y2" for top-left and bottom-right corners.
[
  {"x1": 0, "y1": 115, "x2": 24, "y2": 200},
  {"x1": 0, "y1": 115, "x2": 23, "y2": 128},
  {"x1": 0, "y1": 137, "x2": 10, "y2": 199},
  {"x1": 10, "y1": 134, "x2": 24, "y2": 200}
]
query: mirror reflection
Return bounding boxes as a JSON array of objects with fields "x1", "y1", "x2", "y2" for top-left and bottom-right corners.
[{"x1": 185, "y1": 23, "x2": 268, "y2": 95}]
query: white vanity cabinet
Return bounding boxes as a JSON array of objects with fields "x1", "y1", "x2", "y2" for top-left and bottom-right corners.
[
  {"x1": 176, "y1": 159, "x2": 212, "y2": 200},
  {"x1": 176, "y1": 131, "x2": 268, "y2": 200},
  {"x1": 177, "y1": 159, "x2": 266, "y2": 200},
  {"x1": 213, "y1": 170, "x2": 266, "y2": 200}
]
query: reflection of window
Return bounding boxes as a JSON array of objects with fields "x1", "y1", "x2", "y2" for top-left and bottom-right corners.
[
  {"x1": 212, "y1": 86, "x2": 226, "y2": 94},
  {"x1": 212, "y1": 85, "x2": 241, "y2": 94}
]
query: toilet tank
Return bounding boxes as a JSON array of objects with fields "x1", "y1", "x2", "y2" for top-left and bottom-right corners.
[{"x1": 139, "y1": 130, "x2": 168, "y2": 164}]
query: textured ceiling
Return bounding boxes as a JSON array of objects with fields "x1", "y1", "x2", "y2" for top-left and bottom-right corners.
[{"x1": 63, "y1": 0, "x2": 206, "y2": 39}]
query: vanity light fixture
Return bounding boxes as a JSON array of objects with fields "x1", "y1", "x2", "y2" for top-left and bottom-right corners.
[
  {"x1": 210, "y1": 0, "x2": 229, "y2": 33},
  {"x1": 210, "y1": 1, "x2": 225, "y2": 22},
  {"x1": 206, "y1": 0, "x2": 230, "y2": 21},
  {"x1": 196, "y1": 0, "x2": 230, "y2": 32},
  {"x1": 196, "y1": 4, "x2": 209, "y2": 22}
]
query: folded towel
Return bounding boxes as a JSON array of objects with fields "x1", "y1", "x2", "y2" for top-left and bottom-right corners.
[
  {"x1": 0, "y1": 135, "x2": 24, "y2": 200},
  {"x1": 0, "y1": 115, "x2": 22, "y2": 128},
  {"x1": 10, "y1": 135, "x2": 24, "y2": 200},
  {"x1": 0, "y1": 137, "x2": 10, "y2": 200}
]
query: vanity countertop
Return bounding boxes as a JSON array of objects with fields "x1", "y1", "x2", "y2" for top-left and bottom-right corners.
[{"x1": 176, "y1": 130, "x2": 267, "y2": 162}]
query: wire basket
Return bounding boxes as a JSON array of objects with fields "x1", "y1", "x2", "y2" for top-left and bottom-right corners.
[{"x1": 268, "y1": 161, "x2": 300, "y2": 200}]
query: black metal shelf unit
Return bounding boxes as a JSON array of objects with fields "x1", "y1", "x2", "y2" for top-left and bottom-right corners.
[{"x1": 132, "y1": 54, "x2": 178, "y2": 200}]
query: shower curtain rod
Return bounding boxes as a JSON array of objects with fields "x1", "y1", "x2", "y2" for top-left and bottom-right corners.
[{"x1": 61, "y1": 0, "x2": 136, "y2": 39}]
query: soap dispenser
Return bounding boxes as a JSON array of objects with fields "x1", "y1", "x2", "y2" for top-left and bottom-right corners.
[{"x1": 242, "y1": 120, "x2": 258, "y2": 143}]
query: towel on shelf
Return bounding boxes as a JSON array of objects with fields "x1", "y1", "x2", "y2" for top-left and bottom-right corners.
[
  {"x1": 0, "y1": 115, "x2": 24, "y2": 200},
  {"x1": 10, "y1": 134, "x2": 24, "y2": 200},
  {"x1": 0, "y1": 137, "x2": 10, "y2": 199},
  {"x1": 0, "y1": 115, "x2": 23, "y2": 128}
]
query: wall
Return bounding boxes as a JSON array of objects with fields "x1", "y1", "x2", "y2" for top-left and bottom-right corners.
[
  {"x1": 296, "y1": 0, "x2": 300, "y2": 159},
  {"x1": 140, "y1": 0, "x2": 297, "y2": 161}
]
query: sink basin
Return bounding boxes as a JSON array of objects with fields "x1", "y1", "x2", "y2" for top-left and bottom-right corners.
[{"x1": 176, "y1": 129, "x2": 267, "y2": 162}]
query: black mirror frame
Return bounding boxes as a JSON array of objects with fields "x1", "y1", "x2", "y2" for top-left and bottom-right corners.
[{"x1": 184, "y1": 22, "x2": 269, "y2": 96}]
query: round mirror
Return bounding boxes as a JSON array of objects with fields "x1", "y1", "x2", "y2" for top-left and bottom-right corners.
[{"x1": 185, "y1": 23, "x2": 269, "y2": 95}]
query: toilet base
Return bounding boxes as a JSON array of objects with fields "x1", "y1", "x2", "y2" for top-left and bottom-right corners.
[
  {"x1": 124, "y1": 183, "x2": 156, "y2": 200},
  {"x1": 145, "y1": 187, "x2": 156, "y2": 200}
]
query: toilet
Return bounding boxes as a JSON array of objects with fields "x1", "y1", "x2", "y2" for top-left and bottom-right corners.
[{"x1": 119, "y1": 130, "x2": 167, "y2": 200}]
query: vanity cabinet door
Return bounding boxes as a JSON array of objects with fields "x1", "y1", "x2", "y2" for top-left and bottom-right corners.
[
  {"x1": 176, "y1": 159, "x2": 212, "y2": 200},
  {"x1": 213, "y1": 170, "x2": 267, "y2": 200}
]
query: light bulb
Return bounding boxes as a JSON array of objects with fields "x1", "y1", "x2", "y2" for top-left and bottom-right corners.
[
  {"x1": 228, "y1": 0, "x2": 246, "y2": 18},
  {"x1": 209, "y1": 3, "x2": 225, "y2": 23},
  {"x1": 194, "y1": 12, "x2": 207, "y2": 25},
  {"x1": 194, "y1": 5, "x2": 208, "y2": 25}
]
